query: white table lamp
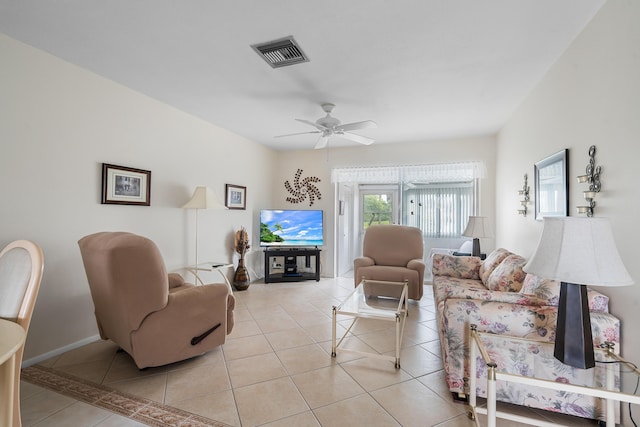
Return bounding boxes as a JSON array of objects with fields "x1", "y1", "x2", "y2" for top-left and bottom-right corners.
[
  {"x1": 462, "y1": 216, "x2": 493, "y2": 257},
  {"x1": 523, "y1": 217, "x2": 633, "y2": 368},
  {"x1": 182, "y1": 186, "x2": 226, "y2": 267}
]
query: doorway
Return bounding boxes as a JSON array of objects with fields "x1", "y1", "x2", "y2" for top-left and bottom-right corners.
[{"x1": 336, "y1": 184, "x2": 400, "y2": 277}]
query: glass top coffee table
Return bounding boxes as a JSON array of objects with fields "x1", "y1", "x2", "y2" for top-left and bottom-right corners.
[{"x1": 331, "y1": 279, "x2": 408, "y2": 368}]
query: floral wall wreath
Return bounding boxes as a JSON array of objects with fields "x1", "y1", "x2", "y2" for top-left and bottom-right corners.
[{"x1": 284, "y1": 168, "x2": 322, "y2": 206}]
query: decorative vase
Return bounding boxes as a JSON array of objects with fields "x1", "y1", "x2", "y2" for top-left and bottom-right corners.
[{"x1": 233, "y1": 257, "x2": 250, "y2": 291}]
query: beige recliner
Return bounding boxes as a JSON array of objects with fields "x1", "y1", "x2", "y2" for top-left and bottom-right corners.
[
  {"x1": 78, "y1": 232, "x2": 234, "y2": 369},
  {"x1": 354, "y1": 224, "x2": 426, "y2": 300}
]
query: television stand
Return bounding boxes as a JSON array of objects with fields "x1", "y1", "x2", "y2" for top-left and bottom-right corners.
[{"x1": 264, "y1": 248, "x2": 321, "y2": 283}]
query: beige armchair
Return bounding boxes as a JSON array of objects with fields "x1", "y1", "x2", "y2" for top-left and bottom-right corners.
[
  {"x1": 78, "y1": 232, "x2": 234, "y2": 369},
  {"x1": 354, "y1": 225, "x2": 426, "y2": 300}
]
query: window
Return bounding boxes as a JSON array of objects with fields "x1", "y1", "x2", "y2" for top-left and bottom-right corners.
[
  {"x1": 402, "y1": 181, "x2": 474, "y2": 238},
  {"x1": 360, "y1": 186, "x2": 399, "y2": 230}
]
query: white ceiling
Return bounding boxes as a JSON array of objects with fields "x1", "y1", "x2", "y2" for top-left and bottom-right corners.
[{"x1": 0, "y1": 0, "x2": 605, "y2": 151}]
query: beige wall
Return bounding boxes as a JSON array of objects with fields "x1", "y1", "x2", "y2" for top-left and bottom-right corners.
[
  {"x1": 0, "y1": 34, "x2": 276, "y2": 360},
  {"x1": 276, "y1": 136, "x2": 497, "y2": 275},
  {"x1": 496, "y1": 0, "x2": 640, "y2": 407}
]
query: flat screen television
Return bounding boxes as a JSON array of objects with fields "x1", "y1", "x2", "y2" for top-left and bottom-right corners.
[{"x1": 260, "y1": 209, "x2": 324, "y2": 247}]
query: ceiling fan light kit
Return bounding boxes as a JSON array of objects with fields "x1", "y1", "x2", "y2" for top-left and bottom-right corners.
[{"x1": 276, "y1": 103, "x2": 377, "y2": 149}]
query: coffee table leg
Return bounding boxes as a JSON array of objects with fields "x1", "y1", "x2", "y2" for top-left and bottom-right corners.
[
  {"x1": 331, "y1": 306, "x2": 337, "y2": 357},
  {"x1": 394, "y1": 313, "x2": 401, "y2": 368}
]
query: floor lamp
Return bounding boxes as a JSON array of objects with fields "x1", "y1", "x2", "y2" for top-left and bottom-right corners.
[
  {"x1": 182, "y1": 186, "x2": 226, "y2": 268},
  {"x1": 523, "y1": 217, "x2": 633, "y2": 369},
  {"x1": 462, "y1": 216, "x2": 493, "y2": 257}
]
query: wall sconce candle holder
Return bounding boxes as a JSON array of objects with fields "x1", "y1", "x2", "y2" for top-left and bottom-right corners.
[
  {"x1": 576, "y1": 145, "x2": 601, "y2": 217},
  {"x1": 517, "y1": 173, "x2": 530, "y2": 216}
]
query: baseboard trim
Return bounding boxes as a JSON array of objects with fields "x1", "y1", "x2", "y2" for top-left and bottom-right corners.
[{"x1": 22, "y1": 334, "x2": 101, "y2": 368}]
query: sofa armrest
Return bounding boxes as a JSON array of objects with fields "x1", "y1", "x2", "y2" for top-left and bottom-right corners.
[
  {"x1": 440, "y1": 282, "x2": 538, "y2": 306},
  {"x1": 130, "y1": 282, "x2": 231, "y2": 368},
  {"x1": 520, "y1": 274, "x2": 611, "y2": 313},
  {"x1": 432, "y1": 254, "x2": 481, "y2": 280},
  {"x1": 587, "y1": 288, "x2": 610, "y2": 313},
  {"x1": 407, "y1": 258, "x2": 426, "y2": 275},
  {"x1": 168, "y1": 273, "x2": 185, "y2": 289},
  {"x1": 531, "y1": 287, "x2": 610, "y2": 313},
  {"x1": 354, "y1": 256, "x2": 375, "y2": 284},
  {"x1": 434, "y1": 279, "x2": 609, "y2": 309},
  {"x1": 154, "y1": 283, "x2": 231, "y2": 334},
  {"x1": 354, "y1": 256, "x2": 375, "y2": 269}
]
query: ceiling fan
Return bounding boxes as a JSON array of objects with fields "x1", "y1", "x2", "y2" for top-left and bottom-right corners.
[{"x1": 276, "y1": 103, "x2": 377, "y2": 149}]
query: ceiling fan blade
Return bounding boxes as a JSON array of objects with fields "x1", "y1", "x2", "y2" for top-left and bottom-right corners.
[
  {"x1": 314, "y1": 135, "x2": 329, "y2": 150},
  {"x1": 295, "y1": 118, "x2": 328, "y2": 131},
  {"x1": 335, "y1": 120, "x2": 377, "y2": 132},
  {"x1": 274, "y1": 131, "x2": 320, "y2": 138},
  {"x1": 338, "y1": 132, "x2": 374, "y2": 145}
]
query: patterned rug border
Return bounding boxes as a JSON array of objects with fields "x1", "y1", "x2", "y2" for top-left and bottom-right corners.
[{"x1": 22, "y1": 365, "x2": 232, "y2": 427}]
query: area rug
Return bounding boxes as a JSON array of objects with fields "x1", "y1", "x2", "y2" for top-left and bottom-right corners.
[{"x1": 22, "y1": 365, "x2": 232, "y2": 427}]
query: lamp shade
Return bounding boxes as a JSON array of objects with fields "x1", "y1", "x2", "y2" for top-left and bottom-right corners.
[
  {"x1": 182, "y1": 186, "x2": 226, "y2": 210},
  {"x1": 462, "y1": 216, "x2": 493, "y2": 239},
  {"x1": 523, "y1": 217, "x2": 633, "y2": 287}
]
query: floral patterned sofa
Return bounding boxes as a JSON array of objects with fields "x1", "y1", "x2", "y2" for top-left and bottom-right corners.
[{"x1": 432, "y1": 248, "x2": 621, "y2": 421}]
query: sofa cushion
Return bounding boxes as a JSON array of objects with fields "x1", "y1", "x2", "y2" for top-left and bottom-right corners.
[
  {"x1": 479, "y1": 248, "x2": 512, "y2": 285},
  {"x1": 485, "y1": 254, "x2": 527, "y2": 292}
]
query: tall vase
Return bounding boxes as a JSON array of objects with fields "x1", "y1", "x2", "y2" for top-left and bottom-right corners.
[{"x1": 233, "y1": 257, "x2": 250, "y2": 291}]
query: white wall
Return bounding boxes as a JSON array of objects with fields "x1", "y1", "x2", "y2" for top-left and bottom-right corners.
[
  {"x1": 0, "y1": 34, "x2": 276, "y2": 360},
  {"x1": 496, "y1": 0, "x2": 640, "y2": 403},
  {"x1": 276, "y1": 135, "x2": 497, "y2": 276}
]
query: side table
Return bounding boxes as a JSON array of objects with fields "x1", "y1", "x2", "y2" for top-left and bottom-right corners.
[
  {"x1": 468, "y1": 325, "x2": 640, "y2": 427},
  {"x1": 0, "y1": 319, "x2": 26, "y2": 427},
  {"x1": 185, "y1": 262, "x2": 234, "y2": 289}
]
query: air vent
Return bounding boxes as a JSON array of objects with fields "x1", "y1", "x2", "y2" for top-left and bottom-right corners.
[{"x1": 251, "y1": 36, "x2": 309, "y2": 68}]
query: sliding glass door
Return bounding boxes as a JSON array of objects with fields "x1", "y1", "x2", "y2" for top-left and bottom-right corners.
[{"x1": 355, "y1": 185, "x2": 399, "y2": 257}]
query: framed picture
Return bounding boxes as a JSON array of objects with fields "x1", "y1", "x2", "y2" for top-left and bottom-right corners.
[
  {"x1": 534, "y1": 149, "x2": 568, "y2": 221},
  {"x1": 225, "y1": 184, "x2": 246, "y2": 210},
  {"x1": 101, "y1": 163, "x2": 151, "y2": 206}
]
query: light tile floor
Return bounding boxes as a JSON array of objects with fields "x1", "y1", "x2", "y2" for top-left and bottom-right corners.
[{"x1": 20, "y1": 278, "x2": 598, "y2": 426}]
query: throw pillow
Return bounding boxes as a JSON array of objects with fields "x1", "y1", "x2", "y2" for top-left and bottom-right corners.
[
  {"x1": 479, "y1": 248, "x2": 512, "y2": 285},
  {"x1": 486, "y1": 254, "x2": 527, "y2": 292},
  {"x1": 519, "y1": 273, "x2": 560, "y2": 305}
]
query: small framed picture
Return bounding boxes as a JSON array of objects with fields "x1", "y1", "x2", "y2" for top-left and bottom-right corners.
[
  {"x1": 225, "y1": 184, "x2": 246, "y2": 210},
  {"x1": 101, "y1": 163, "x2": 151, "y2": 206}
]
